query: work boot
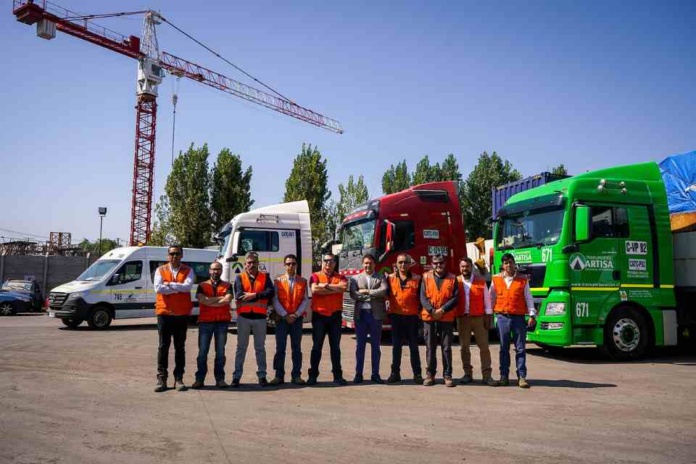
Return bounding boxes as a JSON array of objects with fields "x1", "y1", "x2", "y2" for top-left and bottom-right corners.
[
  {"x1": 371, "y1": 375, "x2": 385, "y2": 384},
  {"x1": 413, "y1": 374, "x2": 424, "y2": 385},
  {"x1": 174, "y1": 378, "x2": 187, "y2": 392},
  {"x1": 459, "y1": 373, "x2": 473, "y2": 385},
  {"x1": 191, "y1": 379, "x2": 204, "y2": 389},
  {"x1": 386, "y1": 372, "x2": 402, "y2": 384},
  {"x1": 216, "y1": 380, "x2": 229, "y2": 389},
  {"x1": 154, "y1": 377, "x2": 167, "y2": 393},
  {"x1": 423, "y1": 375, "x2": 435, "y2": 387},
  {"x1": 231, "y1": 378, "x2": 241, "y2": 388},
  {"x1": 291, "y1": 376, "x2": 306, "y2": 386},
  {"x1": 353, "y1": 373, "x2": 364, "y2": 384},
  {"x1": 334, "y1": 376, "x2": 348, "y2": 386},
  {"x1": 258, "y1": 377, "x2": 269, "y2": 387},
  {"x1": 482, "y1": 375, "x2": 499, "y2": 387},
  {"x1": 444, "y1": 376, "x2": 455, "y2": 388},
  {"x1": 269, "y1": 377, "x2": 285, "y2": 386},
  {"x1": 518, "y1": 378, "x2": 530, "y2": 389},
  {"x1": 306, "y1": 376, "x2": 318, "y2": 386},
  {"x1": 499, "y1": 376, "x2": 509, "y2": 387}
]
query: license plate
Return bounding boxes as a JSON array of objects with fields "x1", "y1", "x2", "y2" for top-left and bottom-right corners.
[{"x1": 48, "y1": 311, "x2": 55, "y2": 318}]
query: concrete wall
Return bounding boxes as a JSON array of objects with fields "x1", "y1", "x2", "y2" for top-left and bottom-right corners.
[{"x1": 0, "y1": 254, "x2": 95, "y2": 297}]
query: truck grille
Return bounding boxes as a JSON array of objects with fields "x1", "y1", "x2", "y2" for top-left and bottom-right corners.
[
  {"x1": 48, "y1": 292, "x2": 68, "y2": 308},
  {"x1": 342, "y1": 294, "x2": 355, "y2": 322}
]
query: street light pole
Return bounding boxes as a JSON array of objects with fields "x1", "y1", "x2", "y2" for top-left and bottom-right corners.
[{"x1": 98, "y1": 207, "x2": 108, "y2": 257}]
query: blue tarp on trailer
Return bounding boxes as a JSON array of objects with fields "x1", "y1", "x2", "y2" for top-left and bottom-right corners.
[{"x1": 658, "y1": 151, "x2": 696, "y2": 214}]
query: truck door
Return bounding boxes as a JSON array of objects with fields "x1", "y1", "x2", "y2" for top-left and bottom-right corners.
[
  {"x1": 619, "y1": 206, "x2": 654, "y2": 293},
  {"x1": 107, "y1": 260, "x2": 148, "y2": 318},
  {"x1": 570, "y1": 205, "x2": 625, "y2": 326}
]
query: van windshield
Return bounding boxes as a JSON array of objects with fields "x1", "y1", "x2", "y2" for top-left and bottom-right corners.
[
  {"x1": 340, "y1": 219, "x2": 376, "y2": 251},
  {"x1": 76, "y1": 260, "x2": 120, "y2": 282},
  {"x1": 498, "y1": 207, "x2": 564, "y2": 249}
]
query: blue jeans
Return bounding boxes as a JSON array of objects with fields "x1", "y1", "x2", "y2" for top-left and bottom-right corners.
[
  {"x1": 309, "y1": 311, "x2": 343, "y2": 379},
  {"x1": 273, "y1": 316, "x2": 303, "y2": 379},
  {"x1": 195, "y1": 321, "x2": 229, "y2": 382},
  {"x1": 496, "y1": 314, "x2": 527, "y2": 379},
  {"x1": 355, "y1": 309, "x2": 383, "y2": 377}
]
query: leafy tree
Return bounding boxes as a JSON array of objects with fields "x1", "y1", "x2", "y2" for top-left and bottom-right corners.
[
  {"x1": 165, "y1": 143, "x2": 212, "y2": 248},
  {"x1": 461, "y1": 151, "x2": 521, "y2": 240},
  {"x1": 381, "y1": 160, "x2": 410, "y2": 194},
  {"x1": 149, "y1": 195, "x2": 174, "y2": 246},
  {"x1": 551, "y1": 164, "x2": 568, "y2": 176},
  {"x1": 283, "y1": 143, "x2": 331, "y2": 264},
  {"x1": 337, "y1": 175, "x2": 369, "y2": 220},
  {"x1": 411, "y1": 155, "x2": 443, "y2": 185},
  {"x1": 440, "y1": 154, "x2": 463, "y2": 183},
  {"x1": 78, "y1": 238, "x2": 119, "y2": 256},
  {"x1": 210, "y1": 149, "x2": 254, "y2": 233}
]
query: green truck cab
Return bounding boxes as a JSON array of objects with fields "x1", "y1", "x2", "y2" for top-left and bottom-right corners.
[{"x1": 492, "y1": 160, "x2": 695, "y2": 360}]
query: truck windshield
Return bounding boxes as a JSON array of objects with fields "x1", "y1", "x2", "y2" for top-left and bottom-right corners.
[
  {"x1": 76, "y1": 260, "x2": 120, "y2": 282},
  {"x1": 498, "y1": 208, "x2": 564, "y2": 249},
  {"x1": 340, "y1": 219, "x2": 376, "y2": 251}
]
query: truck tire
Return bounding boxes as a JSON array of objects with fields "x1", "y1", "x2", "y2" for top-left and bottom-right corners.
[
  {"x1": 600, "y1": 306, "x2": 649, "y2": 360},
  {"x1": 0, "y1": 302, "x2": 16, "y2": 316},
  {"x1": 61, "y1": 318, "x2": 83, "y2": 328},
  {"x1": 87, "y1": 306, "x2": 112, "y2": 330}
]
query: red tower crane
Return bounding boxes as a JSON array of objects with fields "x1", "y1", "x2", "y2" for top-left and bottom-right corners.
[{"x1": 12, "y1": 0, "x2": 343, "y2": 246}]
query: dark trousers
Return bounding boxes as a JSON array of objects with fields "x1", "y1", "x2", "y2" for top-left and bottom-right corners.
[
  {"x1": 273, "y1": 316, "x2": 304, "y2": 379},
  {"x1": 309, "y1": 311, "x2": 343, "y2": 379},
  {"x1": 390, "y1": 314, "x2": 422, "y2": 376},
  {"x1": 497, "y1": 314, "x2": 528, "y2": 379},
  {"x1": 355, "y1": 309, "x2": 383, "y2": 377},
  {"x1": 195, "y1": 321, "x2": 229, "y2": 382},
  {"x1": 423, "y1": 320, "x2": 454, "y2": 378},
  {"x1": 157, "y1": 315, "x2": 189, "y2": 380}
]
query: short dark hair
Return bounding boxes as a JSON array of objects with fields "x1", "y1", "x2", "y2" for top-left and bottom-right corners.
[
  {"x1": 460, "y1": 257, "x2": 473, "y2": 266},
  {"x1": 284, "y1": 254, "x2": 297, "y2": 263},
  {"x1": 210, "y1": 261, "x2": 222, "y2": 270},
  {"x1": 501, "y1": 253, "x2": 516, "y2": 264},
  {"x1": 431, "y1": 254, "x2": 445, "y2": 263},
  {"x1": 362, "y1": 253, "x2": 376, "y2": 263},
  {"x1": 168, "y1": 245, "x2": 183, "y2": 253},
  {"x1": 245, "y1": 251, "x2": 259, "y2": 261},
  {"x1": 322, "y1": 253, "x2": 336, "y2": 263}
]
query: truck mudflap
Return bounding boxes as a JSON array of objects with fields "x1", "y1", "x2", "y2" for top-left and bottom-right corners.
[{"x1": 663, "y1": 309, "x2": 678, "y2": 346}]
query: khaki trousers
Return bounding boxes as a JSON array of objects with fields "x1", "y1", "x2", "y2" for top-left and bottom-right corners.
[{"x1": 456, "y1": 315, "x2": 492, "y2": 377}]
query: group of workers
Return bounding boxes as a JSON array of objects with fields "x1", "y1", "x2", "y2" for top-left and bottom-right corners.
[{"x1": 152, "y1": 245, "x2": 537, "y2": 393}]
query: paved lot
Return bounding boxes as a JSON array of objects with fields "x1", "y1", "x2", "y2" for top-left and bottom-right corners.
[{"x1": 1, "y1": 314, "x2": 695, "y2": 464}]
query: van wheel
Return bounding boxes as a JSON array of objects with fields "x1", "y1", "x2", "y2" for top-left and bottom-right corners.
[
  {"x1": 87, "y1": 306, "x2": 112, "y2": 330},
  {"x1": 61, "y1": 318, "x2": 83, "y2": 328},
  {"x1": 600, "y1": 307, "x2": 649, "y2": 361},
  {"x1": 0, "y1": 302, "x2": 16, "y2": 316}
]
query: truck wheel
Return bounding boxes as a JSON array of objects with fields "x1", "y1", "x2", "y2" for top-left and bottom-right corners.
[
  {"x1": 61, "y1": 318, "x2": 83, "y2": 328},
  {"x1": 601, "y1": 307, "x2": 649, "y2": 360},
  {"x1": 87, "y1": 306, "x2": 112, "y2": 330},
  {"x1": 0, "y1": 302, "x2": 16, "y2": 316}
]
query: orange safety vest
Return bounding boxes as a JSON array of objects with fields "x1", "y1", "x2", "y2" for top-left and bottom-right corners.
[
  {"x1": 310, "y1": 272, "x2": 345, "y2": 316},
  {"x1": 492, "y1": 274, "x2": 528, "y2": 316},
  {"x1": 456, "y1": 275, "x2": 487, "y2": 317},
  {"x1": 198, "y1": 280, "x2": 232, "y2": 323},
  {"x1": 155, "y1": 265, "x2": 193, "y2": 316},
  {"x1": 387, "y1": 273, "x2": 421, "y2": 316},
  {"x1": 274, "y1": 275, "x2": 307, "y2": 315},
  {"x1": 421, "y1": 271, "x2": 456, "y2": 322},
  {"x1": 238, "y1": 272, "x2": 270, "y2": 316}
]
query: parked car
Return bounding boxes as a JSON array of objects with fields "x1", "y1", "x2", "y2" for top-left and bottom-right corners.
[
  {"x1": 1, "y1": 280, "x2": 44, "y2": 312},
  {"x1": 0, "y1": 289, "x2": 33, "y2": 316}
]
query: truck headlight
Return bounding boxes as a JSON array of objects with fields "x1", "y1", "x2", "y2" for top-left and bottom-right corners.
[{"x1": 545, "y1": 302, "x2": 565, "y2": 316}]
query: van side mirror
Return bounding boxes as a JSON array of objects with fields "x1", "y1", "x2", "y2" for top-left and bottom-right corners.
[{"x1": 575, "y1": 205, "x2": 590, "y2": 242}]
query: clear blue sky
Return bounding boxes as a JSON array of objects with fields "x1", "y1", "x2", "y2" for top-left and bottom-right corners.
[{"x1": 1, "y1": 0, "x2": 694, "y2": 244}]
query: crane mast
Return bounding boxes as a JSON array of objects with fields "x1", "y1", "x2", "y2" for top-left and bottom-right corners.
[{"x1": 12, "y1": 0, "x2": 343, "y2": 246}]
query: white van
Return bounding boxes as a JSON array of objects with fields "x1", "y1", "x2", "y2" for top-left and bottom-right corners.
[
  {"x1": 216, "y1": 200, "x2": 313, "y2": 322},
  {"x1": 47, "y1": 246, "x2": 218, "y2": 329}
]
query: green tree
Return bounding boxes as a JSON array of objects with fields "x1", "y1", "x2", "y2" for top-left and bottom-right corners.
[
  {"x1": 165, "y1": 143, "x2": 212, "y2": 248},
  {"x1": 210, "y1": 149, "x2": 254, "y2": 233},
  {"x1": 78, "y1": 238, "x2": 119, "y2": 256},
  {"x1": 551, "y1": 164, "x2": 568, "y2": 176},
  {"x1": 149, "y1": 195, "x2": 174, "y2": 246},
  {"x1": 411, "y1": 155, "x2": 443, "y2": 185},
  {"x1": 440, "y1": 154, "x2": 463, "y2": 183},
  {"x1": 381, "y1": 160, "x2": 410, "y2": 194},
  {"x1": 337, "y1": 175, "x2": 369, "y2": 220},
  {"x1": 283, "y1": 143, "x2": 331, "y2": 264},
  {"x1": 461, "y1": 151, "x2": 522, "y2": 240}
]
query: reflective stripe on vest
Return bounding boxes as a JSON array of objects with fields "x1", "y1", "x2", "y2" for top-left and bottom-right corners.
[
  {"x1": 492, "y1": 275, "x2": 528, "y2": 315},
  {"x1": 275, "y1": 275, "x2": 307, "y2": 314},
  {"x1": 310, "y1": 272, "x2": 344, "y2": 316},
  {"x1": 155, "y1": 265, "x2": 193, "y2": 316},
  {"x1": 238, "y1": 272, "x2": 269, "y2": 316},
  {"x1": 388, "y1": 274, "x2": 421, "y2": 316},
  {"x1": 198, "y1": 280, "x2": 231, "y2": 323},
  {"x1": 421, "y1": 271, "x2": 456, "y2": 322}
]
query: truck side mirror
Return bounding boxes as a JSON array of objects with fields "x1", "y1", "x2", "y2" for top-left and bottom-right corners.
[
  {"x1": 378, "y1": 220, "x2": 395, "y2": 262},
  {"x1": 575, "y1": 205, "x2": 591, "y2": 242}
]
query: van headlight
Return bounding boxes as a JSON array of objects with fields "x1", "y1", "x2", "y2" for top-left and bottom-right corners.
[
  {"x1": 545, "y1": 302, "x2": 565, "y2": 316},
  {"x1": 66, "y1": 292, "x2": 86, "y2": 301}
]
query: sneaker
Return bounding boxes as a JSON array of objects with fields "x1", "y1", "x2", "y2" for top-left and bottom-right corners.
[
  {"x1": 518, "y1": 378, "x2": 530, "y2": 389},
  {"x1": 291, "y1": 376, "x2": 306, "y2": 386},
  {"x1": 191, "y1": 380, "x2": 204, "y2": 390},
  {"x1": 353, "y1": 374, "x2": 364, "y2": 384},
  {"x1": 334, "y1": 377, "x2": 348, "y2": 386},
  {"x1": 269, "y1": 377, "x2": 285, "y2": 386},
  {"x1": 413, "y1": 374, "x2": 424, "y2": 385},
  {"x1": 258, "y1": 377, "x2": 269, "y2": 387},
  {"x1": 231, "y1": 378, "x2": 241, "y2": 388},
  {"x1": 459, "y1": 374, "x2": 473, "y2": 384},
  {"x1": 371, "y1": 375, "x2": 385, "y2": 384},
  {"x1": 423, "y1": 375, "x2": 435, "y2": 387},
  {"x1": 306, "y1": 376, "x2": 318, "y2": 386},
  {"x1": 174, "y1": 378, "x2": 188, "y2": 392},
  {"x1": 499, "y1": 376, "x2": 509, "y2": 387},
  {"x1": 482, "y1": 376, "x2": 499, "y2": 387},
  {"x1": 444, "y1": 376, "x2": 455, "y2": 388},
  {"x1": 386, "y1": 373, "x2": 401, "y2": 384},
  {"x1": 216, "y1": 380, "x2": 229, "y2": 389},
  {"x1": 154, "y1": 378, "x2": 167, "y2": 393}
]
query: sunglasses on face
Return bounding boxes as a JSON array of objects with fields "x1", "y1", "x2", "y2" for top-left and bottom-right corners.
[
  {"x1": 433, "y1": 262, "x2": 445, "y2": 266},
  {"x1": 284, "y1": 262, "x2": 297, "y2": 266},
  {"x1": 322, "y1": 259, "x2": 334, "y2": 263},
  {"x1": 246, "y1": 261, "x2": 259, "y2": 265},
  {"x1": 397, "y1": 261, "x2": 408, "y2": 265},
  {"x1": 168, "y1": 252, "x2": 181, "y2": 256}
]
